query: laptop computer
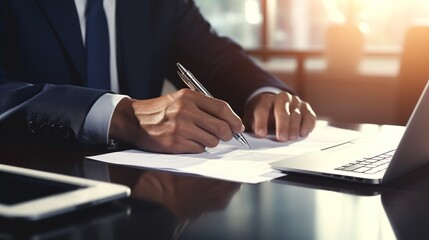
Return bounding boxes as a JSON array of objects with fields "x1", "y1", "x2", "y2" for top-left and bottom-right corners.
[
  {"x1": 0, "y1": 163, "x2": 130, "y2": 220},
  {"x1": 271, "y1": 80, "x2": 429, "y2": 184}
]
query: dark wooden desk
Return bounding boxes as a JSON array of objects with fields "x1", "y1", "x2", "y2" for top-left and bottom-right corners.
[{"x1": 1, "y1": 125, "x2": 428, "y2": 240}]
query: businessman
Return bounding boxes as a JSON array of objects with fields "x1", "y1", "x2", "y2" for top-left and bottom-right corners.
[{"x1": 0, "y1": 0, "x2": 316, "y2": 153}]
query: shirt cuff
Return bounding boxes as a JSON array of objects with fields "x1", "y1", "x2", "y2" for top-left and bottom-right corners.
[
  {"x1": 81, "y1": 93, "x2": 129, "y2": 144},
  {"x1": 246, "y1": 86, "x2": 284, "y2": 106}
]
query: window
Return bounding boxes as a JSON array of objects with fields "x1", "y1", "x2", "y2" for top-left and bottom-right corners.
[
  {"x1": 194, "y1": 0, "x2": 429, "y2": 50},
  {"x1": 194, "y1": 0, "x2": 262, "y2": 48}
]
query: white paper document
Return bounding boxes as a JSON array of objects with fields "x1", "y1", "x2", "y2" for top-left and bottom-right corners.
[{"x1": 87, "y1": 122, "x2": 363, "y2": 184}]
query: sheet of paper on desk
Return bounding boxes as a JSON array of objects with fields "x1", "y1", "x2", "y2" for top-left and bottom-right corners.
[{"x1": 87, "y1": 122, "x2": 363, "y2": 184}]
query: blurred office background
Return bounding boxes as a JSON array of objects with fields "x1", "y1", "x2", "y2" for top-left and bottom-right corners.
[{"x1": 192, "y1": 0, "x2": 429, "y2": 125}]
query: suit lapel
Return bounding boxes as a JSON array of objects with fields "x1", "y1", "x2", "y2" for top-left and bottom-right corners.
[
  {"x1": 36, "y1": 0, "x2": 86, "y2": 83},
  {"x1": 116, "y1": 0, "x2": 152, "y2": 98}
]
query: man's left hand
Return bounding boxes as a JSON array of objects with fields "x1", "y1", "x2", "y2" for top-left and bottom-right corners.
[{"x1": 243, "y1": 92, "x2": 316, "y2": 142}]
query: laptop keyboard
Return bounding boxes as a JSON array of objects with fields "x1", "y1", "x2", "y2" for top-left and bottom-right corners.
[{"x1": 334, "y1": 149, "x2": 395, "y2": 174}]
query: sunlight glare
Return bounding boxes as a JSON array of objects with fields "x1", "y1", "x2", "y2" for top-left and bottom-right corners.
[{"x1": 245, "y1": 0, "x2": 262, "y2": 25}]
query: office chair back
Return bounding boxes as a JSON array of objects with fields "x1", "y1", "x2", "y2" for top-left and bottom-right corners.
[{"x1": 396, "y1": 26, "x2": 429, "y2": 125}]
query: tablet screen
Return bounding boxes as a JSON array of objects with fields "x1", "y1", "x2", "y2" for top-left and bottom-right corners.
[{"x1": 0, "y1": 170, "x2": 84, "y2": 205}]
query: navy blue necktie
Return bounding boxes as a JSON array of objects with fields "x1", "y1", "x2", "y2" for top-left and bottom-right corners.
[{"x1": 86, "y1": 0, "x2": 110, "y2": 90}]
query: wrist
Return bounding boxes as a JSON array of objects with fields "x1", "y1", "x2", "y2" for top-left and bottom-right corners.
[
  {"x1": 109, "y1": 97, "x2": 139, "y2": 144},
  {"x1": 81, "y1": 93, "x2": 128, "y2": 145}
]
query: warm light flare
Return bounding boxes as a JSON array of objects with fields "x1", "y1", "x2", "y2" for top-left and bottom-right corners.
[
  {"x1": 323, "y1": 0, "x2": 429, "y2": 45},
  {"x1": 323, "y1": 0, "x2": 424, "y2": 22}
]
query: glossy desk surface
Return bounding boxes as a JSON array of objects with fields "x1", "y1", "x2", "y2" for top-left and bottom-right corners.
[{"x1": 1, "y1": 124, "x2": 428, "y2": 240}]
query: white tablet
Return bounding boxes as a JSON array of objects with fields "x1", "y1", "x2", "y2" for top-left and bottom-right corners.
[{"x1": 0, "y1": 164, "x2": 130, "y2": 220}]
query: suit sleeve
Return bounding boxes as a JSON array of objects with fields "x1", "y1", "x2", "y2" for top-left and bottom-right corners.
[
  {"x1": 0, "y1": 79, "x2": 108, "y2": 145},
  {"x1": 169, "y1": 0, "x2": 294, "y2": 117}
]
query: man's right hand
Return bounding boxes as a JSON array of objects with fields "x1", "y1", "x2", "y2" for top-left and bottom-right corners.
[{"x1": 109, "y1": 89, "x2": 245, "y2": 153}]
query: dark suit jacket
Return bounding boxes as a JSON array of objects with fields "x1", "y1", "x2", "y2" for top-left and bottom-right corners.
[{"x1": 0, "y1": 0, "x2": 291, "y2": 145}]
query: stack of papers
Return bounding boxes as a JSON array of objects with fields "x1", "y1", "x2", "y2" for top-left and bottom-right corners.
[{"x1": 87, "y1": 122, "x2": 363, "y2": 184}]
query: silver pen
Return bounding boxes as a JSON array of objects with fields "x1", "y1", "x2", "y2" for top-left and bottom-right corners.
[{"x1": 176, "y1": 62, "x2": 250, "y2": 149}]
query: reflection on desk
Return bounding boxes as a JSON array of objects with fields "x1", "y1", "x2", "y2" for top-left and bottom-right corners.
[
  {"x1": 381, "y1": 171, "x2": 429, "y2": 240},
  {"x1": 126, "y1": 171, "x2": 240, "y2": 221},
  {"x1": 109, "y1": 168, "x2": 240, "y2": 239}
]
